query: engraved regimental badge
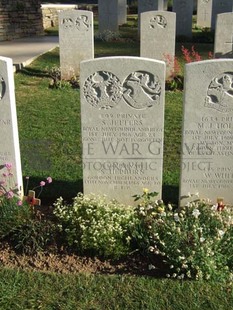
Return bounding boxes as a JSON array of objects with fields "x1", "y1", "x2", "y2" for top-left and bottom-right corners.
[
  {"x1": 83, "y1": 70, "x2": 161, "y2": 110},
  {"x1": 83, "y1": 71, "x2": 123, "y2": 109},
  {"x1": 205, "y1": 72, "x2": 233, "y2": 113}
]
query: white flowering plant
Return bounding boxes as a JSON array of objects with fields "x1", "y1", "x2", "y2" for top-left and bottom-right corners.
[
  {"x1": 133, "y1": 189, "x2": 233, "y2": 281},
  {"x1": 53, "y1": 193, "x2": 138, "y2": 258}
]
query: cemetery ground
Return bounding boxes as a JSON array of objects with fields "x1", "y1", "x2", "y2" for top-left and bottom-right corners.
[{"x1": 0, "y1": 20, "x2": 233, "y2": 309}]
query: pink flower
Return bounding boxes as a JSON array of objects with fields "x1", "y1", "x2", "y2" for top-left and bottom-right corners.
[
  {"x1": 2, "y1": 173, "x2": 7, "y2": 177},
  {"x1": 40, "y1": 181, "x2": 46, "y2": 187},
  {"x1": 6, "y1": 191, "x2": 14, "y2": 199},
  {"x1": 46, "y1": 176, "x2": 52, "y2": 184},
  {"x1": 17, "y1": 200, "x2": 23, "y2": 206},
  {"x1": 5, "y1": 163, "x2": 12, "y2": 170}
]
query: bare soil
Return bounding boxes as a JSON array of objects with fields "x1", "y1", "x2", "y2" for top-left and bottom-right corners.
[{"x1": 0, "y1": 242, "x2": 167, "y2": 277}]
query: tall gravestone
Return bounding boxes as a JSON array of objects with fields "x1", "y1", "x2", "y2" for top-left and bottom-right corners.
[
  {"x1": 138, "y1": 0, "x2": 160, "y2": 29},
  {"x1": 158, "y1": 0, "x2": 165, "y2": 10},
  {"x1": 197, "y1": 0, "x2": 213, "y2": 28},
  {"x1": 138, "y1": 0, "x2": 159, "y2": 14},
  {"x1": 98, "y1": 0, "x2": 118, "y2": 33},
  {"x1": 173, "y1": 0, "x2": 193, "y2": 38},
  {"x1": 59, "y1": 9, "x2": 94, "y2": 80},
  {"x1": 180, "y1": 59, "x2": 233, "y2": 206},
  {"x1": 0, "y1": 57, "x2": 23, "y2": 195},
  {"x1": 140, "y1": 11, "x2": 176, "y2": 78},
  {"x1": 80, "y1": 57, "x2": 165, "y2": 205},
  {"x1": 163, "y1": 0, "x2": 168, "y2": 10},
  {"x1": 118, "y1": 0, "x2": 127, "y2": 25},
  {"x1": 214, "y1": 12, "x2": 233, "y2": 58},
  {"x1": 211, "y1": 0, "x2": 232, "y2": 30}
]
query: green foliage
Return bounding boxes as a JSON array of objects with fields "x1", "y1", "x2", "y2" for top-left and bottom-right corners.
[
  {"x1": 0, "y1": 197, "x2": 32, "y2": 239},
  {"x1": 8, "y1": 218, "x2": 57, "y2": 255},
  {"x1": 0, "y1": 268, "x2": 232, "y2": 310},
  {"x1": 133, "y1": 190, "x2": 233, "y2": 281},
  {"x1": 95, "y1": 30, "x2": 121, "y2": 42},
  {"x1": 0, "y1": 164, "x2": 32, "y2": 239},
  {"x1": 47, "y1": 66, "x2": 79, "y2": 89},
  {"x1": 53, "y1": 193, "x2": 137, "y2": 258}
]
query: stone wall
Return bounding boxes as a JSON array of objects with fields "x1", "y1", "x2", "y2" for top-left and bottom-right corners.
[
  {"x1": 41, "y1": 4, "x2": 98, "y2": 29},
  {"x1": 0, "y1": 0, "x2": 44, "y2": 41},
  {"x1": 41, "y1": 4, "x2": 79, "y2": 29}
]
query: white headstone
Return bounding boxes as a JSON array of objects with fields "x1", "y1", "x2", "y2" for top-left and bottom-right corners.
[
  {"x1": 180, "y1": 59, "x2": 233, "y2": 206},
  {"x1": 163, "y1": 0, "x2": 168, "y2": 10},
  {"x1": 211, "y1": 0, "x2": 232, "y2": 30},
  {"x1": 59, "y1": 9, "x2": 94, "y2": 80},
  {"x1": 173, "y1": 0, "x2": 193, "y2": 38},
  {"x1": 138, "y1": 0, "x2": 160, "y2": 29},
  {"x1": 158, "y1": 0, "x2": 165, "y2": 11},
  {"x1": 98, "y1": 0, "x2": 118, "y2": 33},
  {"x1": 197, "y1": 0, "x2": 213, "y2": 28},
  {"x1": 118, "y1": 0, "x2": 127, "y2": 25},
  {"x1": 80, "y1": 57, "x2": 165, "y2": 205},
  {"x1": 138, "y1": 0, "x2": 159, "y2": 13},
  {"x1": 214, "y1": 12, "x2": 233, "y2": 58},
  {"x1": 140, "y1": 11, "x2": 176, "y2": 78},
  {"x1": 0, "y1": 57, "x2": 23, "y2": 196}
]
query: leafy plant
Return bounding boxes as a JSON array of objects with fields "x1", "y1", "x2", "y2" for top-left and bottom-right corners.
[
  {"x1": 0, "y1": 163, "x2": 32, "y2": 239},
  {"x1": 8, "y1": 218, "x2": 57, "y2": 255},
  {"x1": 95, "y1": 30, "x2": 121, "y2": 42},
  {"x1": 165, "y1": 45, "x2": 214, "y2": 91},
  {"x1": 47, "y1": 66, "x2": 79, "y2": 89},
  {"x1": 133, "y1": 189, "x2": 233, "y2": 281},
  {"x1": 53, "y1": 193, "x2": 137, "y2": 258}
]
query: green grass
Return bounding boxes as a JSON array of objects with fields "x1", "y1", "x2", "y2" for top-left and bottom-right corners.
[
  {"x1": 15, "y1": 48, "x2": 182, "y2": 204},
  {"x1": 0, "y1": 268, "x2": 232, "y2": 310},
  {"x1": 15, "y1": 19, "x2": 215, "y2": 205},
  {"x1": 1, "y1": 16, "x2": 231, "y2": 310}
]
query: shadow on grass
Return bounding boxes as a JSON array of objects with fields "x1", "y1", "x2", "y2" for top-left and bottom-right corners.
[
  {"x1": 18, "y1": 67, "x2": 49, "y2": 78},
  {"x1": 23, "y1": 177, "x2": 179, "y2": 207},
  {"x1": 23, "y1": 176, "x2": 83, "y2": 206},
  {"x1": 162, "y1": 185, "x2": 179, "y2": 206}
]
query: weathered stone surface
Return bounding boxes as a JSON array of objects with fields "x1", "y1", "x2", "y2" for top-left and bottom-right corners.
[
  {"x1": 0, "y1": 56, "x2": 23, "y2": 195},
  {"x1": 214, "y1": 12, "x2": 233, "y2": 58},
  {"x1": 211, "y1": 0, "x2": 232, "y2": 30},
  {"x1": 197, "y1": 0, "x2": 212, "y2": 28},
  {"x1": 140, "y1": 11, "x2": 176, "y2": 78},
  {"x1": 0, "y1": 0, "x2": 43, "y2": 41},
  {"x1": 98, "y1": 0, "x2": 118, "y2": 33},
  {"x1": 180, "y1": 59, "x2": 233, "y2": 206},
  {"x1": 118, "y1": 0, "x2": 127, "y2": 25},
  {"x1": 41, "y1": 4, "x2": 79, "y2": 29},
  {"x1": 59, "y1": 10, "x2": 94, "y2": 80},
  {"x1": 80, "y1": 57, "x2": 165, "y2": 205},
  {"x1": 173, "y1": 0, "x2": 193, "y2": 38},
  {"x1": 138, "y1": 0, "x2": 160, "y2": 30}
]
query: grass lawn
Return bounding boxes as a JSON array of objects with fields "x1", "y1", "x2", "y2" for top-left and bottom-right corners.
[
  {"x1": 15, "y1": 19, "x2": 214, "y2": 205},
  {"x1": 15, "y1": 47, "x2": 184, "y2": 204},
  {"x1": 0, "y1": 268, "x2": 232, "y2": 310},
  {"x1": 1, "y1": 17, "x2": 231, "y2": 310}
]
